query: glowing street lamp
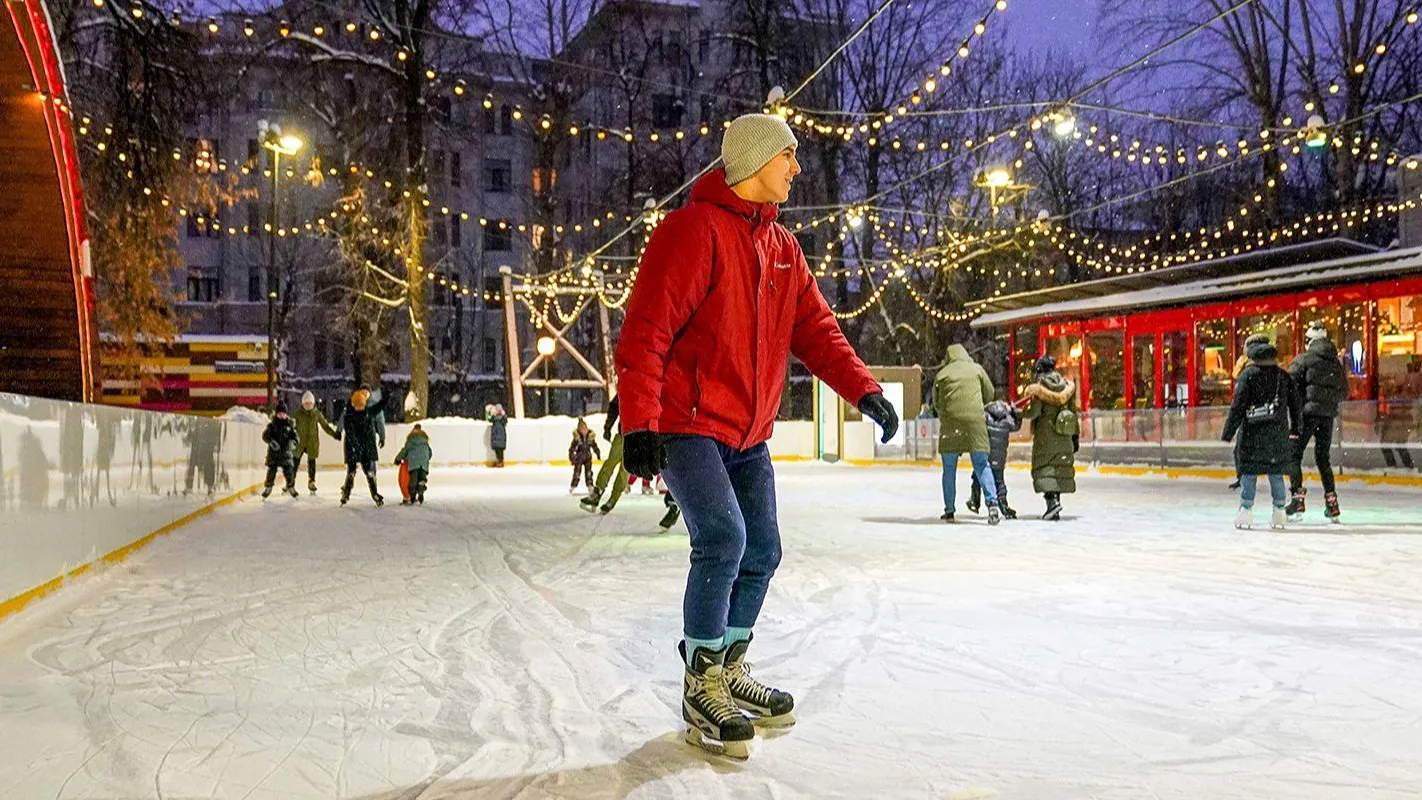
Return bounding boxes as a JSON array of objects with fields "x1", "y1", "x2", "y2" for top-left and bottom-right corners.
[
  {"x1": 258, "y1": 121, "x2": 305, "y2": 410},
  {"x1": 536, "y1": 336, "x2": 556, "y2": 415}
]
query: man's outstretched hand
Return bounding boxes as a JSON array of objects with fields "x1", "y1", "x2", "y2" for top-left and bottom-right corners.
[
  {"x1": 622, "y1": 430, "x2": 666, "y2": 480},
  {"x1": 858, "y1": 392, "x2": 900, "y2": 443}
]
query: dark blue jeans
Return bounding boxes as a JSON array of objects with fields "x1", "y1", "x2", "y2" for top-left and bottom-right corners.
[{"x1": 659, "y1": 436, "x2": 781, "y2": 641}]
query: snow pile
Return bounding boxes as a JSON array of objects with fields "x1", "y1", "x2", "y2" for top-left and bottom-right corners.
[{"x1": 218, "y1": 405, "x2": 268, "y2": 425}]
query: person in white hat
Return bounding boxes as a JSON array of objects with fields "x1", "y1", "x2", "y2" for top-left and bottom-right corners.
[
  {"x1": 292, "y1": 391, "x2": 340, "y2": 494},
  {"x1": 1286, "y1": 321, "x2": 1347, "y2": 520},
  {"x1": 614, "y1": 113, "x2": 899, "y2": 759}
]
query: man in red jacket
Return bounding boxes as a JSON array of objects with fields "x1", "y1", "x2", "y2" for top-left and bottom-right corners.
[{"x1": 615, "y1": 113, "x2": 898, "y2": 759}]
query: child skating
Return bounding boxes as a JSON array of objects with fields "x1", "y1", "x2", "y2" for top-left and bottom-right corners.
[
  {"x1": 335, "y1": 386, "x2": 388, "y2": 507},
  {"x1": 292, "y1": 391, "x2": 339, "y2": 494},
  {"x1": 260, "y1": 403, "x2": 301, "y2": 499},
  {"x1": 569, "y1": 418, "x2": 600, "y2": 494},
  {"x1": 967, "y1": 398, "x2": 1022, "y2": 519},
  {"x1": 582, "y1": 398, "x2": 630, "y2": 514},
  {"x1": 394, "y1": 424, "x2": 432, "y2": 505}
]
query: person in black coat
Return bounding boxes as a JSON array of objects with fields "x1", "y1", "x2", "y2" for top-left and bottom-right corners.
[
  {"x1": 1221, "y1": 338, "x2": 1302, "y2": 529},
  {"x1": 1286, "y1": 321, "x2": 1348, "y2": 519},
  {"x1": 261, "y1": 403, "x2": 301, "y2": 498},
  {"x1": 335, "y1": 386, "x2": 388, "y2": 506}
]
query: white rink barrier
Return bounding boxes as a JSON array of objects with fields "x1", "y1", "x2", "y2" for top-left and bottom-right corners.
[
  {"x1": 372, "y1": 416, "x2": 823, "y2": 466},
  {"x1": 0, "y1": 392, "x2": 269, "y2": 619}
]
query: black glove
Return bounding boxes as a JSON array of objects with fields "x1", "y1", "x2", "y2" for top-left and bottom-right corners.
[
  {"x1": 858, "y1": 392, "x2": 900, "y2": 444},
  {"x1": 622, "y1": 430, "x2": 666, "y2": 480},
  {"x1": 1072, "y1": 433, "x2": 1080, "y2": 453}
]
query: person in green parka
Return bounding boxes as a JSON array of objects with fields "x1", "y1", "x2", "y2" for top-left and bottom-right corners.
[
  {"x1": 293, "y1": 391, "x2": 340, "y2": 494},
  {"x1": 932, "y1": 343, "x2": 1001, "y2": 525},
  {"x1": 394, "y1": 424, "x2": 433, "y2": 505},
  {"x1": 1021, "y1": 355, "x2": 1080, "y2": 521}
]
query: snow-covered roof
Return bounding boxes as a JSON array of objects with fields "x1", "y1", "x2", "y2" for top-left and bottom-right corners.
[{"x1": 970, "y1": 245, "x2": 1422, "y2": 329}]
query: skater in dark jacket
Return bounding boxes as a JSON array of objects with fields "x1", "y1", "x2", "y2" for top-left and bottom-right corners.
[
  {"x1": 1222, "y1": 338, "x2": 1302, "y2": 530},
  {"x1": 1021, "y1": 356, "x2": 1079, "y2": 520},
  {"x1": 569, "y1": 418, "x2": 601, "y2": 493},
  {"x1": 487, "y1": 404, "x2": 509, "y2": 466},
  {"x1": 1286, "y1": 322, "x2": 1347, "y2": 520},
  {"x1": 335, "y1": 386, "x2": 388, "y2": 506},
  {"x1": 394, "y1": 424, "x2": 433, "y2": 505},
  {"x1": 261, "y1": 403, "x2": 301, "y2": 498},
  {"x1": 968, "y1": 398, "x2": 1022, "y2": 519}
]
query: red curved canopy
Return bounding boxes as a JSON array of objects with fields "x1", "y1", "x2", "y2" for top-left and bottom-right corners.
[{"x1": 2, "y1": 0, "x2": 97, "y2": 401}]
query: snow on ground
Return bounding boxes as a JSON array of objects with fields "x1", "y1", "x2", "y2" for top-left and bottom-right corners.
[{"x1": 1, "y1": 463, "x2": 1421, "y2": 800}]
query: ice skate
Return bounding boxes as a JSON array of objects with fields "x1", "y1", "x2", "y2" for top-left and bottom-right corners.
[
  {"x1": 642, "y1": 483, "x2": 655, "y2": 495},
  {"x1": 678, "y1": 642, "x2": 754, "y2": 759},
  {"x1": 940, "y1": 511, "x2": 954, "y2": 522},
  {"x1": 339, "y1": 493, "x2": 349, "y2": 507},
  {"x1": 658, "y1": 502, "x2": 681, "y2": 531},
  {"x1": 1324, "y1": 492, "x2": 1340, "y2": 522},
  {"x1": 1269, "y1": 507, "x2": 1287, "y2": 530},
  {"x1": 1285, "y1": 488, "x2": 1306, "y2": 521},
  {"x1": 987, "y1": 503, "x2": 1002, "y2": 526},
  {"x1": 261, "y1": 486, "x2": 273, "y2": 499},
  {"x1": 1042, "y1": 496, "x2": 1062, "y2": 521},
  {"x1": 1234, "y1": 505, "x2": 1253, "y2": 530},
  {"x1": 285, "y1": 485, "x2": 299, "y2": 498},
  {"x1": 965, "y1": 495, "x2": 980, "y2": 515},
  {"x1": 373, "y1": 494, "x2": 384, "y2": 507},
  {"x1": 1000, "y1": 502, "x2": 1017, "y2": 520},
  {"x1": 599, "y1": 502, "x2": 614, "y2": 515},
  {"x1": 308, "y1": 480, "x2": 317, "y2": 495},
  {"x1": 580, "y1": 490, "x2": 602, "y2": 512},
  {"x1": 724, "y1": 636, "x2": 796, "y2": 728}
]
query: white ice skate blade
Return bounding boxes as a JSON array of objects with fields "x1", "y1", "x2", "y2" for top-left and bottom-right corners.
[{"x1": 684, "y1": 726, "x2": 750, "y2": 760}]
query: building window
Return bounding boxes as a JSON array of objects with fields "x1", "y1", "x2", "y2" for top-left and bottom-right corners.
[
  {"x1": 1044, "y1": 331, "x2": 1082, "y2": 388},
  {"x1": 499, "y1": 104, "x2": 513, "y2": 135},
  {"x1": 1377, "y1": 294, "x2": 1422, "y2": 401},
  {"x1": 433, "y1": 215, "x2": 448, "y2": 247},
  {"x1": 1162, "y1": 330, "x2": 1189, "y2": 407},
  {"x1": 247, "y1": 201, "x2": 261, "y2": 235},
  {"x1": 248, "y1": 264, "x2": 262, "y2": 302},
  {"x1": 698, "y1": 31, "x2": 711, "y2": 64},
  {"x1": 313, "y1": 331, "x2": 328, "y2": 370},
  {"x1": 485, "y1": 158, "x2": 512, "y2": 193},
  {"x1": 483, "y1": 337, "x2": 498, "y2": 372},
  {"x1": 700, "y1": 95, "x2": 715, "y2": 124},
  {"x1": 431, "y1": 149, "x2": 445, "y2": 184},
  {"x1": 451, "y1": 216, "x2": 462, "y2": 249},
  {"x1": 1304, "y1": 302, "x2": 1370, "y2": 398},
  {"x1": 532, "y1": 167, "x2": 556, "y2": 196},
  {"x1": 484, "y1": 276, "x2": 502, "y2": 309},
  {"x1": 333, "y1": 336, "x2": 346, "y2": 370},
  {"x1": 485, "y1": 225, "x2": 512, "y2": 252},
  {"x1": 186, "y1": 268, "x2": 219, "y2": 302},
  {"x1": 1086, "y1": 330, "x2": 1125, "y2": 411},
  {"x1": 652, "y1": 93, "x2": 682, "y2": 129},
  {"x1": 1236, "y1": 312, "x2": 1297, "y2": 370},
  {"x1": 248, "y1": 138, "x2": 260, "y2": 164},
  {"x1": 1131, "y1": 334, "x2": 1156, "y2": 409},
  {"x1": 1196, "y1": 318, "x2": 1233, "y2": 407},
  {"x1": 450, "y1": 151, "x2": 462, "y2": 187},
  {"x1": 1012, "y1": 323, "x2": 1039, "y2": 397},
  {"x1": 483, "y1": 106, "x2": 496, "y2": 134}
]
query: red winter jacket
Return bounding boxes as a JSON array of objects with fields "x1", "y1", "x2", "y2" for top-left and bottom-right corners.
[{"x1": 614, "y1": 169, "x2": 880, "y2": 450}]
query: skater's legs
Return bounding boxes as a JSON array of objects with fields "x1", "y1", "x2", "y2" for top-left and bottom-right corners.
[
  {"x1": 307, "y1": 454, "x2": 318, "y2": 483},
  {"x1": 1311, "y1": 417, "x2": 1337, "y2": 494},
  {"x1": 968, "y1": 452, "x2": 997, "y2": 505},
  {"x1": 1239, "y1": 473, "x2": 1259, "y2": 508},
  {"x1": 1288, "y1": 420, "x2": 1317, "y2": 493},
  {"x1": 725, "y1": 444, "x2": 780, "y2": 632},
  {"x1": 602, "y1": 464, "x2": 630, "y2": 510},
  {"x1": 1267, "y1": 473, "x2": 1288, "y2": 508},
  {"x1": 968, "y1": 472, "x2": 981, "y2": 507},
  {"x1": 940, "y1": 453, "x2": 959, "y2": 513},
  {"x1": 363, "y1": 460, "x2": 380, "y2": 498},
  {"x1": 660, "y1": 436, "x2": 745, "y2": 643},
  {"x1": 341, "y1": 463, "x2": 357, "y2": 496},
  {"x1": 263, "y1": 465, "x2": 279, "y2": 489},
  {"x1": 410, "y1": 468, "x2": 427, "y2": 500},
  {"x1": 282, "y1": 464, "x2": 296, "y2": 489},
  {"x1": 991, "y1": 464, "x2": 1009, "y2": 504}
]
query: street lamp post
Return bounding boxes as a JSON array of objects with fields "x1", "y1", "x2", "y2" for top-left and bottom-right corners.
[
  {"x1": 258, "y1": 121, "x2": 303, "y2": 411},
  {"x1": 537, "y1": 335, "x2": 556, "y2": 417}
]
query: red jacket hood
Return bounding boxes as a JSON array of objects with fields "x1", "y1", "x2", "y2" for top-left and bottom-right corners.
[{"x1": 688, "y1": 168, "x2": 780, "y2": 226}]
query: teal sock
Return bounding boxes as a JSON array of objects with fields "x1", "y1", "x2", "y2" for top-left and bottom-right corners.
[
  {"x1": 684, "y1": 636, "x2": 724, "y2": 666},
  {"x1": 724, "y1": 626, "x2": 752, "y2": 648}
]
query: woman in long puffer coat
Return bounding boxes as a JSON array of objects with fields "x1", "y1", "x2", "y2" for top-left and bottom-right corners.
[
  {"x1": 1221, "y1": 338, "x2": 1301, "y2": 530},
  {"x1": 1021, "y1": 356, "x2": 1079, "y2": 521},
  {"x1": 568, "y1": 418, "x2": 601, "y2": 493}
]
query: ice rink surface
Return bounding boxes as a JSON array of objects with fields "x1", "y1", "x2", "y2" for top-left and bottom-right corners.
[{"x1": 2, "y1": 462, "x2": 1421, "y2": 800}]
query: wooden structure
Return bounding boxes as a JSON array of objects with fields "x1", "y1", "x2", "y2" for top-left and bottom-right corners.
[
  {"x1": 499, "y1": 266, "x2": 614, "y2": 417},
  {"x1": 100, "y1": 335, "x2": 270, "y2": 415},
  {"x1": 1, "y1": 0, "x2": 97, "y2": 401}
]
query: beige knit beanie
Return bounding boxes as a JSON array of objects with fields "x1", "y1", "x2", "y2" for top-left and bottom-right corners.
[{"x1": 722, "y1": 114, "x2": 798, "y2": 186}]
